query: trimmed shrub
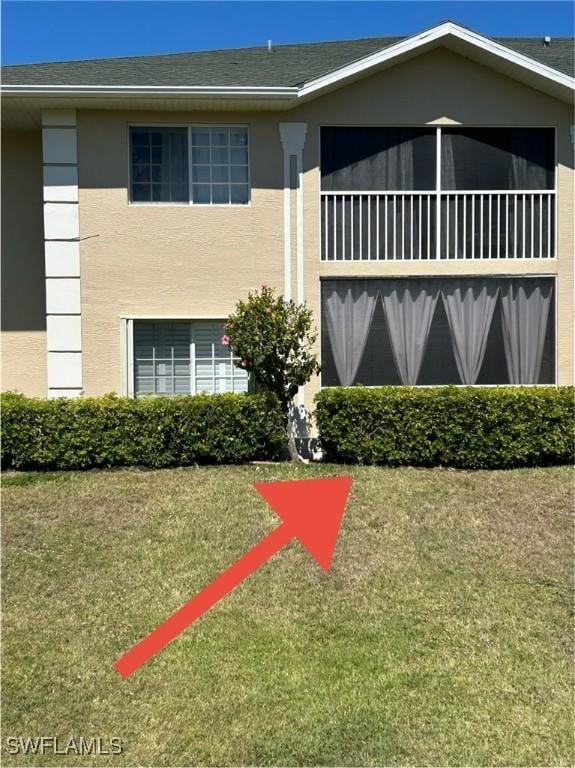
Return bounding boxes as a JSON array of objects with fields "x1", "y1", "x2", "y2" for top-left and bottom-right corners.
[
  {"x1": 315, "y1": 386, "x2": 574, "y2": 468},
  {"x1": 1, "y1": 392, "x2": 286, "y2": 470}
]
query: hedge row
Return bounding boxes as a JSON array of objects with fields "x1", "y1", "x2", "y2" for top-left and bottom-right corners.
[
  {"x1": 1, "y1": 392, "x2": 286, "y2": 470},
  {"x1": 315, "y1": 386, "x2": 574, "y2": 468}
]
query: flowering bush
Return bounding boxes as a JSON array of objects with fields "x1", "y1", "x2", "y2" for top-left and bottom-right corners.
[{"x1": 225, "y1": 285, "x2": 320, "y2": 458}]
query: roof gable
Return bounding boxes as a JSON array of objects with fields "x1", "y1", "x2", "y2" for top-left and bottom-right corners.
[{"x1": 298, "y1": 23, "x2": 574, "y2": 103}]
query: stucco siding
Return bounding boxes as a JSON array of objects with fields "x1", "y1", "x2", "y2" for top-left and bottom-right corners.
[
  {"x1": 77, "y1": 110, "x2": 284, "y2": 394},
  {"x1": 75, "y1": 49, "x2": 575, "y2": 399},
  {"x1": 2, "y1": 47, "x2": 573, "y2": 400},
  {"x1": 292, "y1": 49, "x2": 574, "y2": 406},
  {"x1": 1, "y1": 130, "x2": 47, "y2": 396}
]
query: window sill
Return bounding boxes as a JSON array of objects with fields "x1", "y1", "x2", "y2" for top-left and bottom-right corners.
[
  {"x1": 128, "y1": 201, "x2": 252, "y2": 208},
  {"x1": 319, "y1": 383, "x2": 558, "y2": 389}
]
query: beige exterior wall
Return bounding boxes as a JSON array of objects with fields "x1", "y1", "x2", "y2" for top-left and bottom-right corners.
[
  {"x1": 1, "y1": 130, "x2": 47, "y2": 396},
  {"x1": 2, "y1": 47, "x2": 573, "y2": 401},
  {"x1": 292, "y1": 48, "x2": 574, "y2": 406},
  {"x1": 77, "y1": 109, "x2": 285, "y2": 395}
]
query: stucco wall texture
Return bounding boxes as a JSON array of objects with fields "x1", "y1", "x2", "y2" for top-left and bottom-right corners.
[
  {"x1": 2, "y1": 48, "x2": 573, "y2": 403},
  {"x1": 1, "y1": 129, "x2": 47, "y2": 396}
]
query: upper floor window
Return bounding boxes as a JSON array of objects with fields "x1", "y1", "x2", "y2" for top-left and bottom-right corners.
[
  {"x1": 130, "y1": 125, "x2": 250, "y2": 205},
  {"x1": 191, "y1": 127, "x2": 249, "y2": 204},
  {"x1": 131, "y1": 127, "x2": 189, "y2": 203}
]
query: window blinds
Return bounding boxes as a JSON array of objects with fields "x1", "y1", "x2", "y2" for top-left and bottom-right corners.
[{"x1": 134, "y1": 321, "x2": 249, "y2": 396}]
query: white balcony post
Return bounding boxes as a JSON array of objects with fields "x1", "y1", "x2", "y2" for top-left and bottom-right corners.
[
  {"x1": 435, "y1": 127, "x2": 442, "y2": 259},
  {"x1": 279, "y1": 122, "x2": 307, "y2": 408},
  {"x1": 279, "y1": 123, "x2": 307, "y2": 303}
]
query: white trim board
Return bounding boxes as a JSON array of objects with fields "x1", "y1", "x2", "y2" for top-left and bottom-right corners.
[
  {"x1": 42, "y1": 127, "x2": 78, "y2": 164},
  {"x1": 279, "y1": 122, "x2": 308, "y2": 302},
  {"x1": 3, "y1": 85, "x2": 298, "y2": 97},
  {"x1": 43, "y1": 165, "x2": 79, "y2": 202},
  {"x1": 43, "y1": 203, "x2": 79, "y2": 240},
  {"x1": 45, "y1": 241, "x2": 80, "y2": 277},
  {"x1": 318, "y1": 273, "x2": 558, "y2": 281},
  {"x1": 120, "y1": 314, "x2": 228, "y2": 320},
  {"x1": 45, "y1": 278, "x2": 81, "y2": 314},
  {"x1": 42, "y1": 108, "x2": 82, "y2": 397},
  {"x1": 47, "y1": 315, "x2": 82, "y2": 351},
  {"x1": 47, "y1": 352, "x2": 82, "y2": 388},
  {"x1": 48, "y1": 389, "x2": 82, "y2": 399}
]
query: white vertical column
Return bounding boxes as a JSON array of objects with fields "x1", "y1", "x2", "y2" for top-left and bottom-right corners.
[
  {"x1": 435, "y1": 126, "x2": 442, "y2": 260},
  {"x1": 279, "y1": 123, "x2": 307, "y2": 303},
  {"x1": 42, "y1": 109, "x2": 82, "y2": 398},
  {"x1": 120, "y1": 318, "x2": 134, "y2": 397},
  {"x1": 279, "y1": 122, "x2": 308, "y2": 411},
  {"x1": 295, "y1": 149, "x2": 305, "y2": 305}
]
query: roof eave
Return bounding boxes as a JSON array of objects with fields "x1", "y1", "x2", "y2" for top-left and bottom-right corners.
[{"x1": 1, "y1": 84, "x2": 299, "y2": 100}]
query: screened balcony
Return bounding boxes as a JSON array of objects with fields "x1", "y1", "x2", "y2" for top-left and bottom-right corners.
[
  {"x1": 321, "y1": 277, "x2": 555, "y2": 387},
  {"x1": 320, "y1": 128, "x2": 555, "y2": 261}
]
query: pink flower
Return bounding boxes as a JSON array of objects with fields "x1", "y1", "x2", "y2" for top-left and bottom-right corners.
[
  {"x1": 261, "y1": 283, "x2": 268, "y2": 289},
  {"x1": 221, "y1": 335, "x2": 230, "y2": 346},
  {"x1": 240, "y1": 360, "x2": 248, "y2": 368},
  {"x1": 352, "y1": 495, "x2": 358, "y2": 501}
]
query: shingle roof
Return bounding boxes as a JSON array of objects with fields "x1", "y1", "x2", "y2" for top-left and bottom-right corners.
[
  {"x1": 2, "y1": 34, "x2": 573, "y2": 87},
  {"x1": 495, "y1": 37, "x2": 574, "y2": 77}
]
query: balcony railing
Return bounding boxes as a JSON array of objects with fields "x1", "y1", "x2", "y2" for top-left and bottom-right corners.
[{"x1": 321, "y1": 190, "x2": 555, "y2": 261}]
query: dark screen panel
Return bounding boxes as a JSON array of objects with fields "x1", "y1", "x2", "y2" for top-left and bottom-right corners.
[
  {"x1": 321, "y1": 127, "x2": 436, "y2": 191},
  {"x1": 321, "y1": 278, "x2": 555, "y2": 386},
  {"x1": 441, "y1": 128, "x2": 554, "y2": 191}
]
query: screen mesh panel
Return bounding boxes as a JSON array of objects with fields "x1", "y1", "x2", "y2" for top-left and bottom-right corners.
[
  {"x1": 321, "y1": 277, "x2": 555, "y2": 387},
  {"x1": 441, "y1": 128, "x2": 554, "y2": 191},
  {"x1": 321, "y1": 127, "x2": 436, "y2": 191}
]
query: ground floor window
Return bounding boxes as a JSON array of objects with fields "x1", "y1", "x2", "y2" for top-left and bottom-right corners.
[
  {"x1": 134, "y1": 320, "x2": 249, "y2": 395},
  {"x1": 321, "y1": 277, "x2": 555, "y2": 387}
]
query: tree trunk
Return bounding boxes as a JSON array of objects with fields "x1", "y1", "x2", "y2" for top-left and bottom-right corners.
[
  {"x1": 284, "y1": 402, "x2": 309, "y2": 463},
  {"x1": 286, "y1": 423, "x2": 301, "y2": 461}
]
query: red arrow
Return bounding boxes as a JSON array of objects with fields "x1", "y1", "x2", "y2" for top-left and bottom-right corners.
[{"x1": 114, "y1": 476, "x2": 352, "y2": 678}]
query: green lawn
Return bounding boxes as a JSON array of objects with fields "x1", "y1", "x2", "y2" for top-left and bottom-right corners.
[{"x1": 2, "y1": 465, "x2": 573, "y2": 766}]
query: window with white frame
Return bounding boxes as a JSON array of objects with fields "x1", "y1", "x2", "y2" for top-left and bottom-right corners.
[
  {"x1": 191, "y1": 127, "x2": 249, "y2": 204},
  {"x1": 130, "y1": 127, "x2": 189, "y2": 203},
  {"x1": 129, "y1": 126, "x2": 249, "y2": 205},
  {"x1": 134, "y1": 321, "x2": 249, "y2": 396}
]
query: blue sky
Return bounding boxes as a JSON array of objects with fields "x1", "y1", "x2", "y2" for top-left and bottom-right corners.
[{"x1": 2, "y1": 1, "x2": 573, "y2": 65}]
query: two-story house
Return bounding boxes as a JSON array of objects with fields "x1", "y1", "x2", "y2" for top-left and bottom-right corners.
[{"x1": 2, "y1": 22, "x2": 574, "y2": 411}]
